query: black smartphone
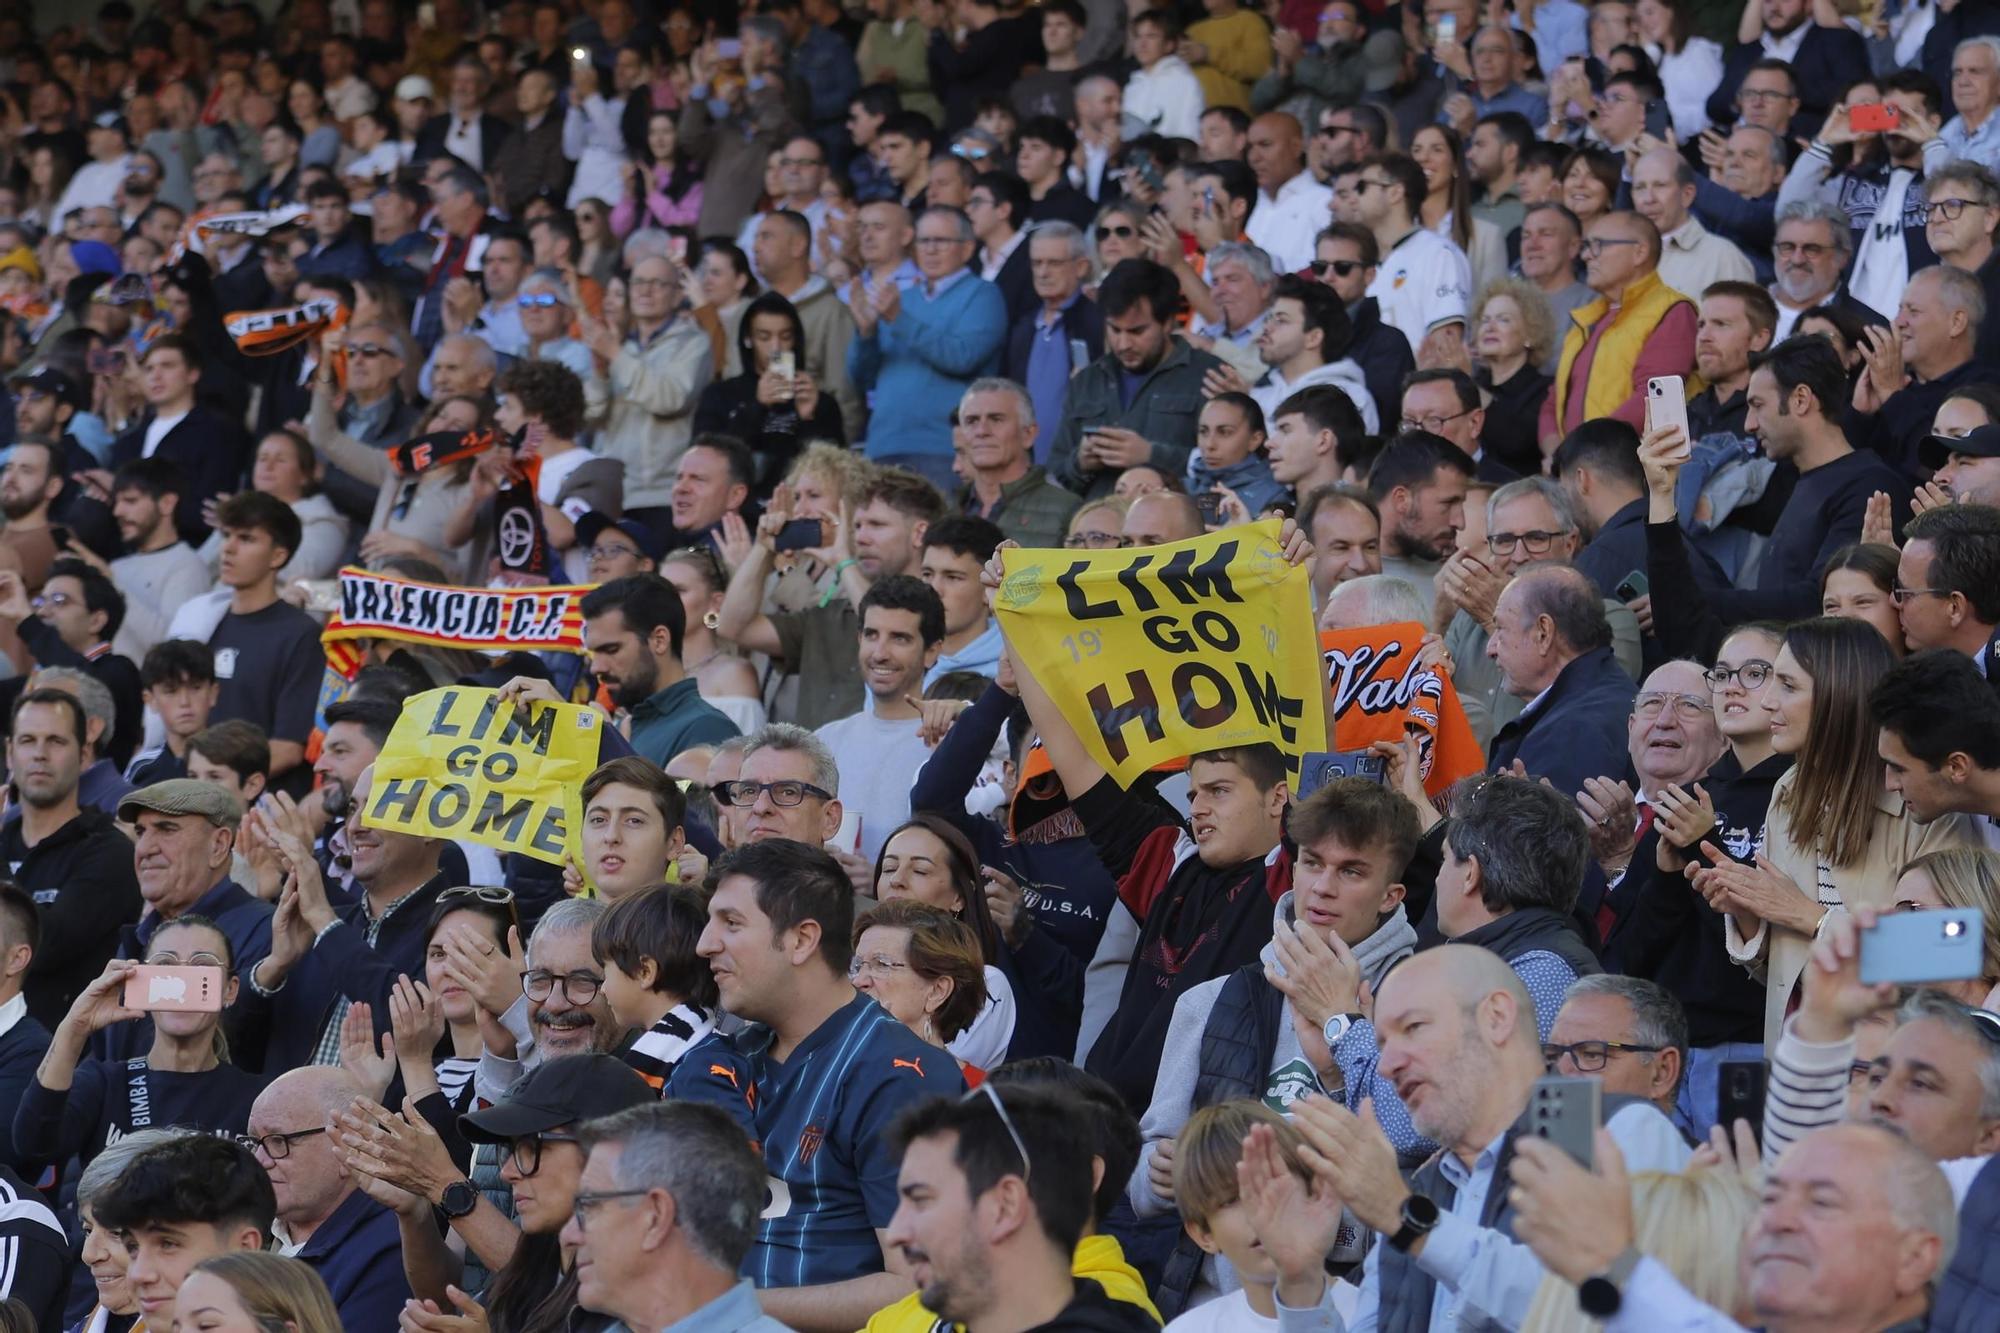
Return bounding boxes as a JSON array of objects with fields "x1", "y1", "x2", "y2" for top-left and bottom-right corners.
[
  {"x1": 1195, "y1": 492, "x2": 1224, "y2": 526},
  {"x1": 1644, "y1": 99, "x2": 1671, "y2": 140},
  {"x1": 773, "y1": 518, "x2": 827, "y2": 553},
  {"x1": 1296, "y1": 750, "x2": 1388, "y2": 799},
  {"x1": 1717, "y1": 1060, "x2": 1767, "y2": 1149},
  {"x1": 48, "y1": 525, "x2": 70, "y2": 550}
]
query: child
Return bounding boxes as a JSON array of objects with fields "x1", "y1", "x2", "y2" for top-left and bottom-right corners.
[
  {"x1": 591, "y1": 885, "x2": 753, "y2": 1132},
  {"x1": 1167, "y1": 1100, "x2": 1354, "y2": 1331},
  {"x1": 576, "y1": 755, "x2": 687, "y2": 900},
  {"x1": 127, "y1": 638, "x2": 218, "y2": 786},
  {"x1": 1188, "y1": 393, "x2": 1287, "y2": 522},
  {"x1": 184, "y1": 719, "x2": 269, "y2": 809}
]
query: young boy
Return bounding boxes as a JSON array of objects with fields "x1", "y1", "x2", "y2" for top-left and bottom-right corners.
[
  {"x1": 185, "y1": 719, "x2": 271, "y2": 809},
  {"x1": 1168, "y1": 1101, "x2": 1351, "y2": 1331},
  {"x1": 1122, "y1": 9, "x2": 1204, "y2": 141},
  {"x1": 87, "y1": 1134, "x2": 274, "y2": 1326},
  {"x1": 579, "y1": 755, "x2": 687, "y2": 900},
  {"x1": 126, "y1": 639, "x2": 218, "y2": 787},
  {"x1": 591, "y1": 885, "x2": 756, "y2": 1133}
]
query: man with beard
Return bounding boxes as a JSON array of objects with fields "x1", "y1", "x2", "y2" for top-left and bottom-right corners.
[
  {"x1": 886, "y1": 1087, "x2": 1154, "y2": 1333},
  {"x1": 1684, "y1": 285, "x2": 1782, "y2": 577},
  {"x1": 581, "y1": 574, "x2": 739, "y2": 769},
  {"x1": 1768, "y1": 203, "x2": 1856, "y2": 341},
  {"x1": 240, "y1": 765, "x2": 452, "y2": 1073},
  {"x1": 1364, "y1": 431, "x2": 1473, "y2": 610},
  {"x1": 0, "y1": 437, "x2": 68, "y2": 591},
  {"x1": 6, "y1": 689, "x2": 143, "y2": 1030},
  {"x1": 1288, "y1": 946, "x2": 1687, "y2": 1331},
  {"x1": 101, "y1": 459, "x2": 208, "y2": 662}
]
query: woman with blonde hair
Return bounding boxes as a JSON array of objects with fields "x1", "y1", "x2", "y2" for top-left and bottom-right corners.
[
  {"x1": 175, "y1": 1253, "x2": 342, "y2": 1333},
  {"x1": 1064, "y1": 494, "x2": 1132, "y2": 549},
  {"x1": 1470, "y1": 278, "x2": 1557, "y2": 476},
  {"x1": 1521, "y1": 1167, "x2": 1758, "y2": 1332},
  {"x1": 1892, "y1": 847, "x2": 2000, "y2": 1007}
]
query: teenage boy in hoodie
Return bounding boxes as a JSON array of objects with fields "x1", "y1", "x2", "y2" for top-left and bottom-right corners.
[
  {"x1": 1123, "y1": 10, "x2": 1205, "y2": 141},
  {"x1": 1128, "y1": 778, "x2": 1425, "y2": 1308},
  {"x1": 1247, "y1": 276, "x2": 1379, "y2": 435}
]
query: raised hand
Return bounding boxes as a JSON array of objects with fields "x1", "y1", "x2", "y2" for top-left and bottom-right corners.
[
  {"x1": 1237, "y1": 1121, "x2": 1343, "y2": 1302},
  {"x1": 338, "y1": 1001, "x2": 396, "y2": 1102}
]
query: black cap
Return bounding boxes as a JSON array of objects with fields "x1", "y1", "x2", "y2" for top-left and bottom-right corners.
[
  {"x1": 1921, "y1": 425, "x2": 2000, "y2": 471},
  {"x1": 9, "y1": 368, "x2": 87, "y2": 412},
  {"x1": 458, "y1": 1054, "x2": 652, "y2": 1143},
  {"x1": 574, "y1": 512, "x2": 666, "y2": 562}
]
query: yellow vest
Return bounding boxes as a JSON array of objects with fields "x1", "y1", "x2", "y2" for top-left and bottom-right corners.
[
  {"x1": 1552, "y1": 269, "x2": 1696, "y2": 427},
  {"x1": 859, "y1": 1235, "x2": 1163, "y2": 1333}
]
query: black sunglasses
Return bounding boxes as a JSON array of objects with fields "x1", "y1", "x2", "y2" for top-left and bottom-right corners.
[{"x1": 1309, "y1": 258, "x2": 1364, "y2": 277}]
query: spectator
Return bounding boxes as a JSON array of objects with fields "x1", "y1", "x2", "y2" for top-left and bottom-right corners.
[
  {"x1": 1268, "y1": 384, "x2": 1366, "y2": 504},
  {"x1": 0, "y1": 558, "x2": 142, "y2": 767},
  {"x1": 918, "y1": 517, "x2": 1006, "y2": 684},
  {"x1": 969, "y1": 172, "x2": 1035, "y2": 327},
  {"x1": 1302, "y1": 484, "x2": 1384, "y2": 600},
  {"x1": 1004, "y1": 221, "x2": 1101, "y2": 455},
  {"x1": 682, "y1": 21, "x2": 800, "y2": 240},
  {"x1": 1466, "y1": 110, "x2": 1533, "y2": 236},
  {"x1": 851, "y1": 895, "x2": 996, "y2": 1072},
  {"x1": 88, "y1": 1135, "x2": 274, "y2": 1327},
  {"x1": 1250, "y1": 274, "x2": 1378, "y2": 432},
  {"x1": 0, "y1": 437, "x2": 65, "y2": 592},
  {"x1": 1123, "y1": 9, "x2": 1205, "y2": 140},
  {"x1": 1487, "y1": 563, "x2": 1640, "y2": 793},
  {"x1": 581, "y1": 573, "x2": 740, "y2": 767},
  {"x1": 1515, "y1": 203, "x2": 1596, "y2": 374},
  {"x1": 1924, "y1": 163, "x2": 2000, "y2": 368},
  {"x1": 1858, "y1": 263, "x2": 2000, "y2": 482},
  {"x1": 591, "y1": 254, "x2": 715, "y2": 535},
  {"x1": 1251, "y1": 4, "x2": 1403, "y2": 133},
  {"x1": 1365, "y1": 430, "x2": 1474, "y2": 608},
  {"x1": 1632, "y1": 148, "x2": 1756, "y2": 297},
  {"x1": 1770, "y1": 201, "x2": 1857, "y2": 340},
  {"x1": 1545, "y1": 973, "x2": 1689, "y2": 1130},
  {"x1": 173, "y1": 1253, "x2": 344, "y2": 1333},
  {"x1": 1873, "y1": 647, "x2": 2000, "y2": 823},
  {"x1": 1555, "y1": 420, "x2": 1728, "y2": 629},
  {"x1": 1351, "y1": 154, "x2": 1472, "y2": 360},
  {"x1": 415, "y1": 54, "x2": 514, "y2": 172},
  {"x1": 109, "y1": 335, "x2": 248, "y2": 549},
  {"x1": 956, "y1": 379, "x2": 1082, "y2": 549}
]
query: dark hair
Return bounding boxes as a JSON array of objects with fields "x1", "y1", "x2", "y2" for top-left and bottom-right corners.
[
  {"x1": 1606, "y1": 66, "x2": 1665, "y2": 103},
  {"x1": 688, "y1": 434, "x2": 756, "y2": 490},
  {"x1": 851, "y1": 898, "x2": 988, "y2": 1040},
  {"x1": 1551, "y1": 417, "x2": 1645, "y2": 493},
  {"x1": 1819, "y1": 542, "x2": 1899, "y2": 601},
  {"x1": 1882, "y1": 67, "x2": 1945, "y2": 119},
  {"x1": 1520, "y1": 139, "x2": 1570, "y2": 178},
  {"x1": 1018, "y1": 115, "x2": 1077, "y2": 157},
  {"x1": 986, "y1": 1058, "x2": 1138, "y2": 1225},
  {"x1": 323, "y1": 695, "x2": 401, "y2": 750},
  {"x1": 187, "y1": 719, "x2": 271, "y2": 786},
  {"x1": 1130, "y1": 6, "x2": 1181, "y2": 38},
  {"x1": 495, "y1": 358, "x2": 587, "y2": 441},
  {"x1": 851, "y1": 85, "x2": 902, "y2": 121},
  {"x1": 1365, "y1": 430, "x2": 1476, "y2": 501},
  {"x1": 1097, "y1": 257, "x2": 1183, "y2": 324},
  {"x1": 859, "y1": 573, "x2": 947, "y2": 648},
  {"x1": 581, "y1": 574, "x2": 689, "y2": 661},
  {"x1": 736, "y1": 291, "x2": 808, "y2": 378},
  {"x1": 1444, "y1": 775, "x2": 1590, "y2": 915},
  {"x1": 529, "y1": 209, "x2": 582, "y2": 256},
  {"x1": 583, "y1": 754, "x2": 689, "y2": 833},
  {"x1": 1476, "y1": 110, "x2": 1536, "y2": 161},
  {"x1": 11, "y1": 686, "x2": 86, "y2": 748},
  {"x1": 972, "y1": 170, "x2": 1032, "y2": 229},
  {"x1": 878, "y1": 110, "x2": 937, "y2": 147},
  {"x1": 1275, "y1": 382, "x2": 1366, "y2": 447},
  {"x1": 923, "y1": 514, "x2": 1005, "y2": 564},
  {"x1": 1873, "y1": 649, "x2": 2000, "y2": 770},
  {"x1": 45, "y1": 556, "x2": 125, "y2": 640},
  {"x1": 872, "y1": 812, "x2": 1004, "y2": 959},
  {"x1": 860, "y1": 467, "x2": 948, "y2": 525},
  {"x1": 214, "y1": 492, "x2": 301, "y2": 568},
  {"x1": 1361, "y1": 153, "x2": 1428, "y2": 217},
  {"x1": 1298, "y1": 482, "x2": 1378, "y2": 534},
  {"x1": 696, "y1": 238, "x2": 755, "y2": 294},
  {"x1": 143, "y1": 330, "x2": 202, "y2": 374},
  {"x1": 1318, "y1": 219, "x2": 1379, "y2": 265},
  {"x1": 1288, "y1": 776, "x2": 1422, "y2": 878},
  {"x1": 1273, "y1": 273, "x2": 1351, "y2": 362},
  {"x1": 712, "y1": 839, "x2": 857, "y2": 973},
  {"x1": 1702, "y1": 279, "x2": 1779, "y2": 338},
  {"x1": 593, "y1": 885, "x2": 718, "y2": 1007},
  {"x1": 1514, "y1": 562, "x2": 1614, "y2": 651},
  {"x1": 1205, "y1": 390, "x2": 1266, "y2": 439},
  {"x1": 423, "y1": 889, "x2": 515, "y2": 953},
  {"x1": 1904, "y1": 504, "x2": 2000, "y2": 624},
  {"x1": 1190, "y1": 742, "x2": 1287, "y2": 794},
  {"x1": 303, "y1": 176, "x2": 348, "y2": 204},
  {"x1": 0, "y1": 880, "x2": 38, "y2": 958},
  {"x1": 890, "y1": 1085, "x2": 1095, "y2": 1253},
  {"x1": 141, "y1": 638, "x2": 216, "y2": 692},
  {"x1": 1403, "y1": 367, "x2": 1481, "y2": 415},
  {"x1": 90, "y1": 1135, "x2": 275, "y2": 1241},
  {"x1": 1195, "y1": 159, "x2": 1258, "y2": 216},
  {"x1": 1557, "y1": 147, "x2": 1621, "y2": 208},
  {"x1": 1778, "y1": 616, "x2": 1899, "y2": 867},
  {"x1": 1750, "y1": 334, "x2": 1851, "y2": 420}
]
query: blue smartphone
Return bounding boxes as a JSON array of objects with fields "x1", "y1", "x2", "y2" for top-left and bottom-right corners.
[{"x1": 1859, "y1": 908, "x2": 1985, "y2": 986}]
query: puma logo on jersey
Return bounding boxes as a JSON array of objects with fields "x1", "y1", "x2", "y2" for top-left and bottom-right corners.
[{"x1": 893, "y1": 1057, "x2": 926, "y2": 1077}]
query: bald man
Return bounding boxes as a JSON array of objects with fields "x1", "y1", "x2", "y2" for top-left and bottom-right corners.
[
  {"x1": 1245, "y1": 112, "x2": 1332, "y2": 273},
  {"x1": 1289, "y1": 944, "x2": 1690, "y2": 1332},
  {"x1": 246, "y1": 1067, "x2": 412, "y2": 1327},
  {"x1": 1122, "y1": 490, "x2": 1204, "y2": 547}
]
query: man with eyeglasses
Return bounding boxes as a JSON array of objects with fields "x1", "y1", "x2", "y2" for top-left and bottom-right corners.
[
  {"x1": 566, "y1": 1101, "x2": 788, "y2": 1333},
  {"x1": 1893, "y1": 505, "x2": 2000, "y2": 663},
  {"x1": 1399, "y1": 368, "x2": 1507, "y2": 481},
  {"x1": 697, "y1": 839, "x2": 960, "y2": 1332},
  {"x1": 1922, "y1": 162, "x2": 2000, "y2": 364},
  {"x1": 1856, "y1": 264, "x2": 2000, "y2": 485},
  {"x1": 721, "y1": 723, "x2": 872, "y2": 892},
  {"x1": 1710, "y1": 0, "x2": 1865, "y2": 137},
  {"x1": 245, "y1": 1066, "x2": 411, "y2": 1329},
  {"x1": 1544, "y1": 974, "x2": 1688, "y2": 1134},
  {"x1": 1768, "y1": 202, "x2": 1856, "y2": 341},
  {"x1": 311, "y1": 320, "x2": 419, "y2": 522}
]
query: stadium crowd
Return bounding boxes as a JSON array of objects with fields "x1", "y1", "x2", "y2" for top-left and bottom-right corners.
[{"x1": 6, "y1": 0, "x2": 2000, "y2": 1329}]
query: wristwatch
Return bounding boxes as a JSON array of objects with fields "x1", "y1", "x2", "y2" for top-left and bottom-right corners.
[
  {"x1": 1322, "y1": 1012, "x2": 1364, "y2": 1048},
  {"x1": 1578, "y1": 1247, "x2": 1644, "y2": 1317},
  {"x1": 1387, "y1": 1194, "x2": 1440, "y2": 1252},
  {"x1": 439, "y1": 1180, "x2": 480, "y2": 1219}
]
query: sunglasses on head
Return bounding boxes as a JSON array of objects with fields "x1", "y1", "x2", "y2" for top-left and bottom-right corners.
[{"x1": 1309, "y1": 258, "x2": 1363, "y2": 277}]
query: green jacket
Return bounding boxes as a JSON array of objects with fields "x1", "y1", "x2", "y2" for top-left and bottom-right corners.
[
  {"x1": 959, "y1": 464, "x2": 1082, "y2": 550},
  {"x1": 1047, "y1": 337, "x2": 1222, "y2": 500}
]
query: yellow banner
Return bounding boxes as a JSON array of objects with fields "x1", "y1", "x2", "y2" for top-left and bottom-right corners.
[
  {"x1": 995, "y1": 520, "x2": 1327, "y2": 782},
  {"x1": 362, "y1": 686, "x2": 601, "y2": 865}
]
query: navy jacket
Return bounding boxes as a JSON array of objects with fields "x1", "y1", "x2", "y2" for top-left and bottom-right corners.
[
  {"x1": 111, "y1": 405, "x2": 249, "y2": 547},
  {"x1": 1574, "y1": 498, "x2": 1728, "y2": 667},
  {"x1": 0, "y1": 1013, "x2": 50, "y2": 1168},
  {"x1": 94, "y1": 879, "x2": 275, "y2": 1064},
  {"x1": 7, "y1": 808, "x2": 143, "y2": 1032},
  {"x1": 296, "y1": 1187, "x2": 413, "y2": 1332},
  {"x1": 1347, "y1": 297, "x2": 1416, "y2": 431},
  {"x1": 1004, "y1": 294, "x2": 1104, "y2": 387},
  {"x1": 1487, "y1": 645, "x2": 1638, "y2": 798},
  {"x1": 1692, "y1": 178, "x2": 1777, "y2": 282},
  {"x1": 1707, "y1": 26, "x2": 1870, "y2": 137}
]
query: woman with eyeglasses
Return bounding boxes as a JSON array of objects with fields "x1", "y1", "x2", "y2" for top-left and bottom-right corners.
[
  {"x1": 1411, "y1": 125, "x2": 1507, "y2": 296},
  {"x1": 176, "y1": 1252, "x2": 342, "y2": 1333},
  {"x1": 850, "y1": 900, "x2": 992, "y2": 1082},
  {"x1": 14, "y1": 918, "x2": 264, "y2": 1175},
  {"x1": 1063, "y1": 494, "x2": 1132, "y2": 549},
  {"x1": 1690, "y1": 617, "x2": 1979, "y2": 1046},
  {"x1": 1818, "y1": 543, "x2": 1905, "y2": 655},
  {"x1": 1468, "y1": 277, "x2": 1557, "y2": 477},
  {"x1": 659, "y1": 546, "x2": 766, "y2": 733},
  {"x1": 1604, "y1": 623, "x2": 1790, "y2": 1119},
  {"x1": 1891, "y1": 848, "x2": 2000, "y2": 1008},
  {"x1": 196, "y1": 430, "x2": 349, "y2": 582}
]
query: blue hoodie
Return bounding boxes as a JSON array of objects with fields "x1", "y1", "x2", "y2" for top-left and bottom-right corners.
[{"x1": 1186, "y1": 452, "x2": 1289, "y2": 518}]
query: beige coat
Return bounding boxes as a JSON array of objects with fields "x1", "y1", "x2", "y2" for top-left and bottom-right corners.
[{"x1": 1728, "y1": 767, "x2": 1980, "y2": 1046}]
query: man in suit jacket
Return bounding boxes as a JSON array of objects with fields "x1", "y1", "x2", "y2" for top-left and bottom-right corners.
[
  {"x1": 1002, "y1": 220, "x2": 1102, "y2": 462},
  {"x1": 1706, "y1": 0, "x2": 1869, "y2": 140},
  {"x1": 501, "y1": 66, "x2": 572, "y2": 216},
  {"x1": 415, "y1": 55, "x2": 515, "y2": 173},
  {"x1": 971, "y1": 171, "x2": 1037, "y2": 328},
  {"x1": 110, "y1": 334, "x2": 247, "y2": 549}
]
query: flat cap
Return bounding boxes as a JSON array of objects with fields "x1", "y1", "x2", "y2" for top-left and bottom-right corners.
[{"x1": 119, "y1": 779, "x2": 244, "y2": 829}]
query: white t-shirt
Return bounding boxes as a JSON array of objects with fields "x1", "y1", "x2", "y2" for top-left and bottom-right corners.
[
  {"x1": 1163, "y1": 1281, "x2": 1362, "y2": 1332},
  {"x1": 813, "y1": 708, "x2": 933, "y2": 862},
  {"x1": 946, "y1": 965, "x2": 1018, "y2": 1070},
  {"x1": 142, "y1": 409, "x2": 190, "y2": 458},
  {"x1": 1365, "y1": 227, "x2": 1471, "y2": 355}
]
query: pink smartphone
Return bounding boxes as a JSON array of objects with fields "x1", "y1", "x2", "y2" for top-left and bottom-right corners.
[{"x1": 123, "y1": 965, "x2": 226, "y2": 1012}]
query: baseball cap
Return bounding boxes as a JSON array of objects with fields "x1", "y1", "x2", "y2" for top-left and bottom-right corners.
[
  {"x1": 395, "y1": 75, "x2": 436, "y2": 102},
  {"x1": 0, "y1": 247, "x2": 42, "y2": 282},
  {"x1": 1920, "y1": 425, "x2": 2000, "y2": 471},
  {"x1": 574, "y1": 512, "x2": 665, "y2": 562},
  {"x1": 119, "y1": 778, "x2": 245, "y2": 830},
  {"x1": 459, "y1": 1054, "x2": 652, "y2": 1142},
  {"x1": 91, "y1": 111, "x2": 129, "y2": 136},
  {"x1": 9, "y1": 368, "x2": 86, "y2": 412},
  {"x1": 69, "y1": 240, "x2": 121, "y2": 277}
]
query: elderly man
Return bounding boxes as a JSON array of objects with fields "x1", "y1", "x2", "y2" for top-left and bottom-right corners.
[
  {"x1": 1545, "y1": 974, "x2": 1689, "y2": 1132},
  {"x1": 1516, "y1": 204, "x2": 1595, "y2": 374},
  {"x1": 1942, "y1": 36, "x2": 2000, "y2": 171},
  {"x1": 593, "y1": 255, "x2": 713, "y2": 535},
  {"x1": 247, "y1": 1067, "x2": 409, "y2": 1327},
  {"x1": 1630, "y1": 148, "x2": 1755, "y2": 298},
  {"x1": 1770, "y1": 201, "x2": 1856, "y2": 341},
  {"x1": 240, "y1": 766, "x2": 451, "y2": 1073},
  {"x1": 955, "y1": 380, "x2": 1080, "y2": 550},
  {"x1": 1486, "y1": 564, "x2": 1639, "y2": 795},
  {"x1": 851, "y1": 206, "x2": 1007, "y2": 492},
  {"x1": 565, "y1": 1101, "x2": 788, "y2": 1333},
  {"x1": 1004, "y1": 221, "x2": 1100, "y2": 454},
  {"x1": 1858, "y1": 264, "x2": 2000, "y2": 482},
  {"x1": 1693, "y1": 125, "x2": 1786, "y2": 271},
  {"x1": 1540, "y1": 212, "x2": 1696, "y2": 451},
  {"x1": 716, "y1": 724, "x2": 871, "y2": 893},
  {"x1": 517, "y1": 269, "x2": 594, "y2": 381},
  {"x1": 1287, "y1": 945, "x2": 1688, "y2": 1332},
  {"x1": 1924, "y1": 162, "x2": 2000, "y2": 365},
  {"x1": 1195, "y1": 243, "x2": 1279, "y2": 382},
  {"x1": 430, "y1": 333, "x2": 498, "y2": 401}
]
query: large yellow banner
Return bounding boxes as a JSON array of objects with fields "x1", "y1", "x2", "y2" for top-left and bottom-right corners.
[
  {"x1": 995, "y1": 520, "x2": 1328, "y2": 782},
  {"x1": 362, "y1": 686, "x2": 601, "y2": 865}
]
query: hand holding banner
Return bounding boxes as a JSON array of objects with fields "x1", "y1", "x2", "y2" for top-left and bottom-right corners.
[
  {"x1": 1319, "y1": 622, "x2": 1483, "y2": 797},
  {"x1": 363, "y1": 686, "x2": 600, "y2": 865},
  {"x1": 994, "y1": 519, "x2": 1328, "y2": 782}
]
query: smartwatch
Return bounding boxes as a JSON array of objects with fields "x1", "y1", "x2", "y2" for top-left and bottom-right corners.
[
  {"x1": 1322, "y1": 1012, "x2": 1364, "y2": 1048},
  {"x1": 1577, "y1": 1247, "x2": 1643, "y2": 1318},
  {"x1": 1387, "y1": 1194, "x2": 1440, "y2": 1252},
  {"x1": 439, "y1": 1180, "x2": 480, "y2": 1219}
]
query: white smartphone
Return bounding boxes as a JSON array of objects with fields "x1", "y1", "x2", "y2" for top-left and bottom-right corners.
[
  {"x1": 1435, "y1": 12, "x2": 1457, "y2": 43},
  {"x1": 832, "y1": 809, "x2": 863, "y2": 856},
  {"x1": 1646, "y1": 376, "x2": 1692, "y2": 460}
]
